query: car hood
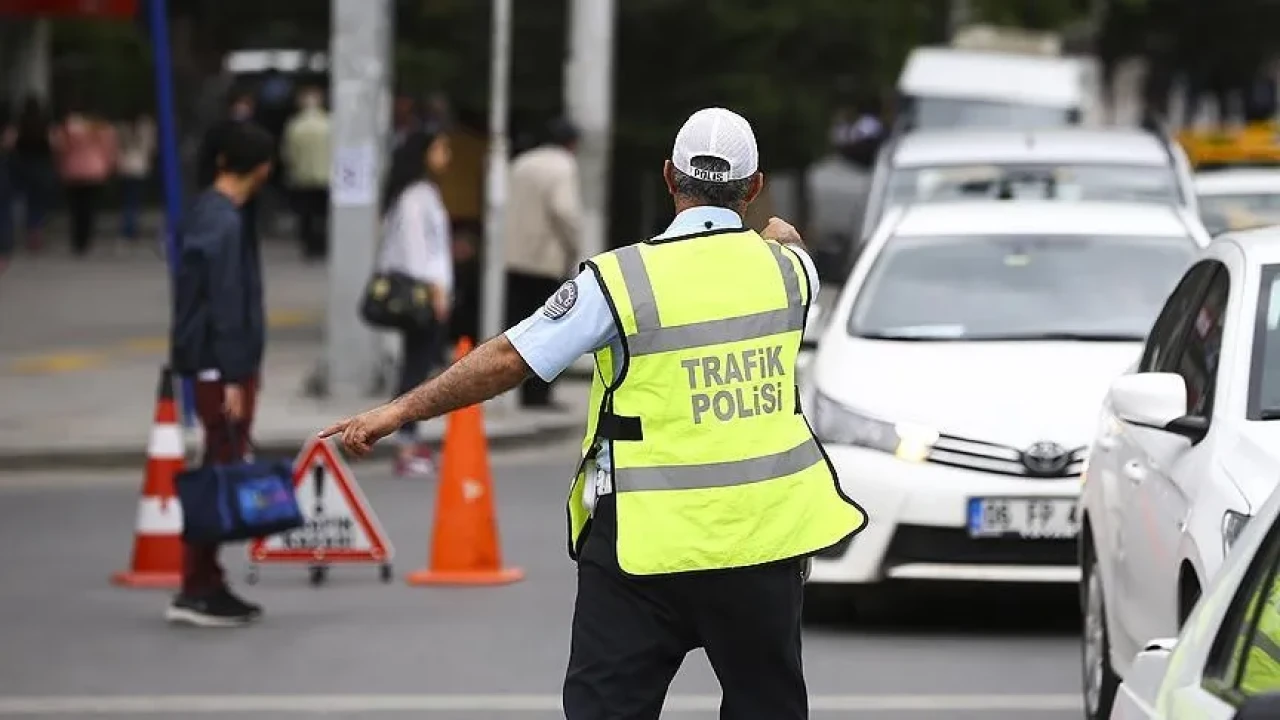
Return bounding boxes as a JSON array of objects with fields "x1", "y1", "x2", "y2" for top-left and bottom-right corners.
[
  {"x1": 811, "y1": 337, "x2": 1143, "y2": 449},
  {"x1": 1223, "y1": 423, "x2": 1280, "y2": 511}
]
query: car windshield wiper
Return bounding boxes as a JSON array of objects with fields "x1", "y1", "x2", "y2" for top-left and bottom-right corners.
[
  {"x1": 959, "y1": 332, "x2": 1146, "y2": 343},
  {"x1": 1258, "y1": 409, "x2": 1280, "y2": 420}
]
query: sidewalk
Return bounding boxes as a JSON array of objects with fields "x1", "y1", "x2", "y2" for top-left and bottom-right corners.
[{"x1": 0, "y1": 233, "x2": 587, "y2": 470}]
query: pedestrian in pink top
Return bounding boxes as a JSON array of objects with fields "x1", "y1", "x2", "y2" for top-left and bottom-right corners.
[{"x1": 52, "y1": 107, "x2": 117, "y2": 257}]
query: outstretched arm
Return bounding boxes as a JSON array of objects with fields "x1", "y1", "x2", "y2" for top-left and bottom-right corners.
[
  {"x1": 319, "y1": 335, "x2": 531, "y2": 457},
  {"x1": 394, "y1": 334, "x2": 531, "y2": 423}
]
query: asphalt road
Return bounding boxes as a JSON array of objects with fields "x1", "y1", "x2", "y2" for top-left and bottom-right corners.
[{"x1": 0, "y1": 438, "x2": 1083, "y2": 719}]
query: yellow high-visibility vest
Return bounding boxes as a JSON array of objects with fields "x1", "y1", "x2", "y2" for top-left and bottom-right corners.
[
  {"x1": 567, "y1": 227, "x2": 867, "y2": 576},
  {"x1": 1241, "y1": 580, "x2": 1280, "y2": 695}
]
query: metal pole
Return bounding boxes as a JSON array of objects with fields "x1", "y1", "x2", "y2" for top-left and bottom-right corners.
[
  {"x1": 325, "y1": 0, "x2": 391, "y2": 400},
  {"x1": 146, "y1": 0, "x2": 196, "y2": 427},
  {"x1": 948, "y1": 0, "x2": 972, "y2": 41},
  {"x1": 480, "y1": 0, "x2": 512, "y2": 345},
  {"x1": 565, "y1": 0, "x2": 616, "y2": 259},
  {"x1": 19, "y1": 19, "x2": 50, "y2": 104}
]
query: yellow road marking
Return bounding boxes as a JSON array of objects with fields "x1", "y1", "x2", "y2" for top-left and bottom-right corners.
[
  {"x1": 4, "y1": 309, "x2": 321, "y2": 376},
  {"x1": 9, "y1": 352, "x2": 108, "y2": 374}
]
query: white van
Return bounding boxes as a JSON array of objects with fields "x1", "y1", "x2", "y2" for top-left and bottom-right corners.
[{"x1": 896, "y1": 46, "x2": 1098, "y2": 130}]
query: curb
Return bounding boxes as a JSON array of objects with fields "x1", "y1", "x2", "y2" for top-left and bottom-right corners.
[{"x1": 0, "y1": 416, "x2": 583, "y2": 472}]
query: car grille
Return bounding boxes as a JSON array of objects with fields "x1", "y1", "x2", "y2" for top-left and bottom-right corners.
[
  {"x1": 884, "y1": 525, "x2": 1077, "y2": 567},
  {"x1": 927, "y1": 434, "x2": 1086, "y2": 479}
]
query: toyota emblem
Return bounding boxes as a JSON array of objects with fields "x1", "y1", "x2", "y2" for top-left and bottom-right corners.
[{"x1": 1022, "y1": 441, "x2": 1070, "y2": 476}]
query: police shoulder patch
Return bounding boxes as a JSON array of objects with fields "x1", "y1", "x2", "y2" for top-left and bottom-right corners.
[{"x1": 542, "y1": 279, "x2": 579, "y2": 319}]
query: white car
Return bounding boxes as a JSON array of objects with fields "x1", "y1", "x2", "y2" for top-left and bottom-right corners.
[
  {"x1": 802, "y1": 200, "x2": 1205, "y2": 611},
  {"x1": 859, "y1": 127, "x2": 1199, "y2": 246},
  {"x1": 1195, "y1": 169, "x2": 1280, "y2": 235},
  {"x1": 1108, "y1": 451, "x2": 1280, "y2": 720},
  {"x1": 1081, "y1": 229, "x2": 1280, "y2": 719},
  {"x1": 896, "y1": 45, "x2": 1097, "y2": 131}
]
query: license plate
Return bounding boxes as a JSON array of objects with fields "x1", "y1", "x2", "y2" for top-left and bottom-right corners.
[{"x1": 967, "y1": 497, "x2": 1079, "y2": 539}]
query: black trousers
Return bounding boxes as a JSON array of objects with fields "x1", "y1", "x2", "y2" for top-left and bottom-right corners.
[
  {"x1": 396, "y1": 321, "x2": 445, "y2": 437},
  {"x1": 64, "y1": 181, "x2": 102, "y2": 256},
  {"x1": 293, "y1": 187, "x2": 328, "y2": 259},
  {"x1": 505, "y1": 270, "x2": 563, "y2": 407},
  {"x1": 564, "y1": 496, "x2": 808, "y2": 720}
]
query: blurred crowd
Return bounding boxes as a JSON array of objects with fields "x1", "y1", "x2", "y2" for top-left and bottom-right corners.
[{"x1": 0, "y1": 94, "x2": 157, "y2": 274}]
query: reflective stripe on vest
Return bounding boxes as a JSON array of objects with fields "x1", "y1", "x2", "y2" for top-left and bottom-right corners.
[
  {"x1": 616, "y1": 241, "x2": 807, "y2": 356},
  {"x1": 567, "y1": 229, "x2": 867, "y2": 575}
]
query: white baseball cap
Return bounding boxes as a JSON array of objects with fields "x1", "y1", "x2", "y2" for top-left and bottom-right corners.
[{"x1": 671, "y1": 107, "x2": 759, "y2": 183}]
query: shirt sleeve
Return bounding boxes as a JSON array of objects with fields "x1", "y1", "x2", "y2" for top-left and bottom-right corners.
[
  {"x1": 203, "y1": 214, "x2": 253, "y2": 383},
  {"x1": 505, "y1": 268, "x2": 617, "y2": 382},
  {"x1": 784, "y1": 244, "x2": 821, "y2": 301},
  {"x1": 392, "y1": 187, "x2": 436, "y2": 283},
  {"x1": 424, "y1": 186, "x2": 455, "y2": 295}
]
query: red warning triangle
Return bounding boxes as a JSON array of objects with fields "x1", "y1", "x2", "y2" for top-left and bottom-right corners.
[{"x1": 247, "y1": 438, "x2": 394, "y2": 564}]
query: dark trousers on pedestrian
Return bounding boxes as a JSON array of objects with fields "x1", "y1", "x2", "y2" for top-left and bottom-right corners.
[
  {"x1": 183, "y1": 376, "x2": 260, "y2": 597},
  {"x1": 64, "y1": 181, "x2": 102, "y2": 256},
  {"x1": 563, "y1": 495, "x2": 808, "y2": 720},
  {"x1": 396, "y1": 322, "x2": 444, "y2": 440},
  {"x1": 293, "y1": 187, "x2": 328, "y2": 259},
  {"x1": 119, "y1": 176, "x2": 144, "y2": 241},
  {"x1": 504, "y1": 270, "x2": 562, "y2": 407}
]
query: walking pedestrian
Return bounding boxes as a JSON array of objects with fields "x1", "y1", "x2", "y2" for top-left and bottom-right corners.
[
  {"x1": 9, "y1": 95, "x2": 55, "y2": 253},
  {"x1": 198, "y1": 90, "x2": 263, "y2": 248},
  {"x1": 375, "y1": 125, "x2": 454, "y2": 478},
  {"x1": 52, "y1": 106, "x2": 117, "y2": 257},
  {"x1": 167, "y1": 122, "x2": 276, "y2": 627},
  {"x1": 282, "y1": 87, "x2": 331, "y2": 260},
  {"x1": 0, "y1": 104, "x2": 16, "y2": 277},
  {"x1": 502, "y1": 117, "x2": 583, "y2": 409},
  {"x1": 115, "y1": 110, "x2": 156, "y2": 251},
  {"x1": 320, "y1": 107, "x2": 867, "y2": 719}
]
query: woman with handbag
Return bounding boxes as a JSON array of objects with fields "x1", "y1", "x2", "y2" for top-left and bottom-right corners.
[{"x1": 371, "y1": 125, "x2": 454, "y2": 477}]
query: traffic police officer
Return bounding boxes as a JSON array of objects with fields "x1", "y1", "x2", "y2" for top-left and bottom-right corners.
[{"x1": 321, "y1": 107, "x2": 867, "y2": 719}]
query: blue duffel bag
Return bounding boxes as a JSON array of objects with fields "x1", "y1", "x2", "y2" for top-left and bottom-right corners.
[{"x1": 176, "y1": 446, "x2": 303, "y2": 544}]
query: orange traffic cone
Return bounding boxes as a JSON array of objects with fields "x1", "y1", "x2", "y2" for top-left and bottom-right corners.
[
  {"x1": 406, "y1": 338, "x2": 524, "y2": 586},
  {"x1": 111, "y1": 366, "x2": 186, "y2": 589}
]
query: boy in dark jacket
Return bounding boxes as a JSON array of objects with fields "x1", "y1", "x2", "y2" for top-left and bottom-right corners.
[{"x1": 168, "y1": 122, "x2": 274, "y2": 627}]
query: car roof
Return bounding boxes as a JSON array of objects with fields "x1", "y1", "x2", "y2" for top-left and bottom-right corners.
[
  {"x1": 1194, "y1": 169, "x2": 1280, "y2": 196},
  {"x1": 1215, "y1": 226, "x2": 1280, "y2": 264},
  {"x1": 889, "y1": 200, "x2": 1193, "y2": 238},
  {"x1": 891, "y1": 127, "x2": 1171, "y2": 168},
  {"x1": 898, "y1": 47, "x2": 1083, "y2": 108}
]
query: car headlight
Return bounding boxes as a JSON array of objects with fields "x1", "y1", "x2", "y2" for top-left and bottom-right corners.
[
  {"x1": 1223, "y1": 510, "x2": 1251, "y2": 556},
  {"x1": 810, "y1": 392, "x2": 939, "y2": 462}
]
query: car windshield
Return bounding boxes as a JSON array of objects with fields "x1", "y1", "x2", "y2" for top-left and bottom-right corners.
[
  {"x1": 1198, "y1": 192, "x2": 1280, "y2": 234},
  {"x1": 887, "y1": 164, "x2": 1181, "y2": 207},
  {"x1": 1250, "y1": 265, "x2": 1280, "y2": 419},
  {"x1": 909, "y1": 97, "x2": 1073, "y2": 129},
  {"x1": 848, "y1": 234, "x2": 1196, "y2": 341}
]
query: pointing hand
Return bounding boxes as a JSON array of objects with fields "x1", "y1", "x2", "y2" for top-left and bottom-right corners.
[
  {"x1": 762, "y1": 216, "x2": 805, "y2": 248},
  {"x1": 318, "y1": 403, "x2": 406, "y2": 458}
]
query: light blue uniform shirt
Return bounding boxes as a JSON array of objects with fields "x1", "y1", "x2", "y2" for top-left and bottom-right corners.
[{"x1": 505, "y1": 206, "x2": 821, "y2": 512}]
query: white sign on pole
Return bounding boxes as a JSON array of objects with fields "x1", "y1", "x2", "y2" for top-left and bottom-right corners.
[{"x1": 332, "y1": 142, "x2": 377, "y2": 207}]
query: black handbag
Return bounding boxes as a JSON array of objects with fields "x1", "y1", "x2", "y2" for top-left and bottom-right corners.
[{"x1": 359, "y1": 271, "x2": 437, "y2": 332}]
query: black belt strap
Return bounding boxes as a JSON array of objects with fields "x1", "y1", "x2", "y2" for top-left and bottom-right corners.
[{"x1": 597, "y1": 411, "x2": 643, "y2": 441}]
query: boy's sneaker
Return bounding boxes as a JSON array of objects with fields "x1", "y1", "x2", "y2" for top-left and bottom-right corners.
[
  {"x1": 217, "y1": 587, "x2": 263, "y2": 620},
  {"x1": 165, "y1": 590, "x2": 258, "y2": 627}
]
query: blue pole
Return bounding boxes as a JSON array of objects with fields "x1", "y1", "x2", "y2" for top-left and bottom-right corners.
[{"x1": 146, "y1": 0, "x2": 195, "y2": 428}]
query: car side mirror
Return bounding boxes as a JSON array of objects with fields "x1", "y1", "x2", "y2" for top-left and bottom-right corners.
[
  {"x1": 802, "y1": 303, "x2": 827, "y2": 350},
  {"x1": 1233, "y1": 691, "x2": 1280, "y2": 719},
  {"x1": 1108, "y1": 373, "x2": 1209, "y2": 443}
]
